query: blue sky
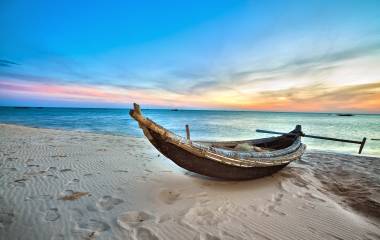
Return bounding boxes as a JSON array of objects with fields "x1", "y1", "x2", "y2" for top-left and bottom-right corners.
[{"x1": 1, "y1": 0, "x2": 380, "y2": 112}]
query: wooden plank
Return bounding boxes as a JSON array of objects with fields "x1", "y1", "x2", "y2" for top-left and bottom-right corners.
[
  {"x1": 358, "y1": 137, "x2": 366, "y2": 154},
  {"x1": 303, "y1": 133, "x2": 363, "y2": 144},
  {"x1": 256, "y1": 129, "x2": 362, "y2": 144},
  {"x1": 186, "y1": 124, "x2": 190, "y2": 140}
]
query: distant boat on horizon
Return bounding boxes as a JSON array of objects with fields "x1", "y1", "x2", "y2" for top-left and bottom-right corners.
[{"x1": 336, "y1": 113, "x2": 355, "y2": 117}]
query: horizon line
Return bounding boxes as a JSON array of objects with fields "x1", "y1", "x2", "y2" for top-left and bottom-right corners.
[{"x1": 0, "y1": 105, "x2": 379, "y2": 115}]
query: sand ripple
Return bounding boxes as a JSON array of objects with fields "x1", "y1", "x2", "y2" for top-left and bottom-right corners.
[{"x1": 0, "y1": 124, "x2": 379, "y2": 240}]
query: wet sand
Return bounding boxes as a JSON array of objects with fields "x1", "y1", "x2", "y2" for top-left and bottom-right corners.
[{"x1": 0, "y1": 124, "x2": 379, "y2": 240}]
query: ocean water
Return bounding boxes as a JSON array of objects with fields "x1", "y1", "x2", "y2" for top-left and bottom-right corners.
[{"x1": 0, "y1": 107, "x2": 379, "y2": 156}]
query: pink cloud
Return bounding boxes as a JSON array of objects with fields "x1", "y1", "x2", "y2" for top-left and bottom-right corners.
[{"x1": 1, "y1": 79, "x2": 380, "y2": 113}]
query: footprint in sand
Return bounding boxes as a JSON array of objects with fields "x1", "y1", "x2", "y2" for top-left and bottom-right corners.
[
  {"x1": 45, "y1": 174, "x2": 59, "y2": 179},
  {"x1": 134, "y1": 227, "x2": 160, "y2": 240},
  {"x1": 136, "y1": 176, "x2": 148, "y2": 182},
  {"x1": 26, "y1": 164, "x2": 40, "y2": 168},
  {"x1": 222, "y1": 231, "x2": 246, "y2": 240},
  {"x1": 267, "y1": 205, "x2": 286, "y2": 216},
  {"x1": 183, "y1": 206, "x2": 226, "y2": 227},
  {"x1": 199, "y1": 233, "x2": 221, "y2": 240},
  {"x1": 51, "y1": 154, "x2": 67, "y2": 158},
  {"x1": 259, "y1": 209, "x2": 270, "y2": 217},
  {"x1": 59, "y1": 189, "x2": 74, "y2": 198},
  {"x1": 76, "y1": 219, "x2": 110, "y2": 234},
  {"x1": 48, "y1": 167, "x2": 57, "y2": 171},
  {"x1": 86, "y1": 204, "x2": 98, "y2": 212},
  {"x1": 51, "y1": 233, "x2": 65, "y2": 240},
  {"x1": 296, "y1": 199, "x2": 316, "y2": 210},
  {"x1": 39, "y1": 194, "x2": 54, "y2": 200},
  {"x1": 157, "y1": 213, "x2": 172, "y2": 223},
  {"x1": 0, "y1": 211, "x2": 15, "y2": 228},
  {"x1": 66, "y1": 179, "x2": 80, "y2": 185},
  {"x1": 158, "y1": 189, "x2": 181, "y2": 204},
  {"x1": 45, "y1": 208, "x2": 60, "y2": 221},
  {"x1": 261, "y1": 193, "x2": 286, "y2": 216},
  {"x1": 365, "y1": 232, "x2": 380, "y2": 240},
  {"x1": 11, "y1": 178, "x2": 27, "y2": 187},
  {"x1": 117, "y1": 211, "x2": 156, "y2": 230},
  {"x1": 96, "y1": 196, "x2": 124, "y2": 211},
  {"x1": 70, "y1": 208, "x2": 84, "y2": 221},
  {"x1": 303, "y1": 192, "x2": 326, "y2": 203},
  {"x1": 273, "y1": 193, "x2": 284, "y2": 203},
  {"x1": 2, "y1": 167, "x2": 17, "y2": 173}
]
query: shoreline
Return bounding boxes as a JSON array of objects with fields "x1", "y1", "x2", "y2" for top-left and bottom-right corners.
[
  {"x1": 1, "y1": 122, "x2": 378, "y2": 158},
  {"x1": 0, "y1": 122, "x2": 139, "y2": 138},
  {"x1": 0, "y1": 123, "x2": 379, "y2": 239}
]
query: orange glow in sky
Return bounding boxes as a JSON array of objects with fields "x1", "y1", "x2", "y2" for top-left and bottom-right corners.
[{"x1": 1, "y1": 79, "x2": 379, "y2": 113}]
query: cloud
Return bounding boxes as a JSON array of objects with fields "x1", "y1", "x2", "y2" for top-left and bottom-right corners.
[
  {"x1": 148, "y1": 40, "x2": 380, "y2": 97},
  {"x1": 237, "y1": 81, "x2": 380, "y2": 112},
  {"x1": 229, "y1": 41, "x2": 380, "y2": 82},
  {"x1": 1, "y1": 77, "x2": 379, "y2": 112},
  {"x1": 0, "y1": 59, "x2": 19, "y2": 67},
  {"x1": 0, "y1": 72, "x2": 55, "y2": 83},
  {"x1": 1, "y1": 38, "x2": 379, "y2": 112}
]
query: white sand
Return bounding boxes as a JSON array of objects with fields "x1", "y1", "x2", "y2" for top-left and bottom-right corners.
[{"x1": 0, "y1": 124, "x2": 379, "y2": 240}]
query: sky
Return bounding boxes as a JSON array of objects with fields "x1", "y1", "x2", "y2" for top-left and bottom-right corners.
[{"x1": 0, "y1": 0, "x2": 380, "y2": 113}]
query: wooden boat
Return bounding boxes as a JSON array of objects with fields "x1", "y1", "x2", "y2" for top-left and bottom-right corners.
[{"x1": 130, "y1": 103, "x2": 306, "y2": 180}]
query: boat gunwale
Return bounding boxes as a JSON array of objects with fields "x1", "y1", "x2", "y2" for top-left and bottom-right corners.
[{"x1": 130, "y1": 108, "x2": 306, "y2": 167}]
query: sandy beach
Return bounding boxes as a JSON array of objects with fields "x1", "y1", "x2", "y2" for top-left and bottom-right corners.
[{"x1": 0, "y1": 123, "x2": 379, "y2": 240}]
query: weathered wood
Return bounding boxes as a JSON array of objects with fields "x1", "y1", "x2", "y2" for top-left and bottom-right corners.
[
  {"x1": 256, "y1": 129, "x2": 361, "y2": 144},
  {"x1": 186, "y1": 124, "x2": 190, "y2": 140},
  {"x1": 129, "y1": 103, "x2": 306, "y2": 180},
  {"x1": 147, "y1": 130, "x2": 290, "y2": 180},
  {"x1": 133, "y1": 103, "x2": 142, "y2": 115},
  {"x1": 358, "y1": 137, "x2": 366, "y2": 154}
]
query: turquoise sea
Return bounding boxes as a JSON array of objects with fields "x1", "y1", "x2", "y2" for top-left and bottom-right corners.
[{"x1": 0, "y1": 107, "x2": 379, "y2": 156}]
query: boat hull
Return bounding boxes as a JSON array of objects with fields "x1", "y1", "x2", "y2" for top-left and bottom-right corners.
[{"x1": 147, "y1": 129, "x2": 290, "y2": 180}]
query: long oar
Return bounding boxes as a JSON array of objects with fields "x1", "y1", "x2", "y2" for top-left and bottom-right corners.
[{"x1": 256, "y1": 129, "x2": 367, "y2": 154}]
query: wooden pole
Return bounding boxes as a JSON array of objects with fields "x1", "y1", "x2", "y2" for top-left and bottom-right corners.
[
  {"x1": 256, "y1": 128, "x2": 367, "y2": 154},
  {"x1": 358, "y1": 137, "x2": 366, "y2": 154},
  {"x1": 186, "y1": 124, "x2": 190, "y2": 140}
]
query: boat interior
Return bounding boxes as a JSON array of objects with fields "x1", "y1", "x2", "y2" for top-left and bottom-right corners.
[{"x1": 196, "y1": 134, "x2": 297, "y2": 152}]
